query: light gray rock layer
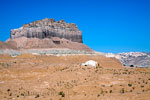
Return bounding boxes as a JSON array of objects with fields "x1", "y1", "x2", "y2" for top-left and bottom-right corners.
[{"x1": 11, "y1": 18, "x2": 82, "y2": 43}]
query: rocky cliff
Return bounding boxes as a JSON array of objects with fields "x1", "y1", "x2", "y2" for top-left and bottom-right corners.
[
  {"x1": 118, "y1": 52, "x2": 150, "y2": 68},
  {"x1": 4, "y1": 18, "x2": 92, "y2": 52},
  {"x1": 105, "y1": 52, "x2": 150, "y2": 68},
  {"x1": 11, "y1": 18, "x2": 82, "y2": 43}
]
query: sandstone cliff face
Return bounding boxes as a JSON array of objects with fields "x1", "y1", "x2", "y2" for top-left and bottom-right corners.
[
  {"x1": 5, "y1": 18, "x2": 93, "y2": 52},
  {"x1": 11, "y1": 18, "x2": 82, "y2": 43}
]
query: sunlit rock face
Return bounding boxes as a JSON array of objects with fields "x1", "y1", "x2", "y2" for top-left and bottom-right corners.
[
  {"x1": 11, "y1": 18, "x2": 83, "y2": 43},
  {"x1": 7, "y1": 18, "x2": 93, "y2": 52}
]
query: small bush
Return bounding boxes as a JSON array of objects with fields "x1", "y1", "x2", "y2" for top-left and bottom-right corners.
[
  {"x1": 9, "y1": 93, "x2": 12, "y2": 96},
  {"x1": 109, "y1": 90, "x2": 112, "y2": 93},
  {"x1": 97, "y1": 94, "x2": 100, "y2": 97},
  {"x1": 145, "y1": 82, "x2": 148, "y2": 84},
  {"x1": 21, "y1": 93, "x2": 24, "y2": 96},
  {"x1": 120, "y1": 88, "x2": 125, "y2": 94},
  {"x1": 128, "y1": 84, "x2": 132, "y2": 87},
  {"x1": 132, "y1": 87, "x2": 135, "y2": 90},
  {"x1": 58, "y1": 91, "x2": 65, "y2": 97},
  {"x1": 7, "y1": 89, "x2": 10, "y2": 92},
  {"x1": 35, "y1": 94, "x2": 40, "y2": 98},
  {"x1": 101, "y1": 90, "x2": 104, "y2": 94},
  {"x1": 141, "y1": 85, "x2": 144, "y2": 88}
]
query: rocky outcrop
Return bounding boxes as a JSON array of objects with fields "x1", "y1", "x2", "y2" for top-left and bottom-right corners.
[
  {"x1": 1, "y1": 18, "x2": 93, "y2": 52},
  {"x1": 105, "y1": 52, "x2": 150, "y2": 68},
  {"x1": 11, "y1": 18, "x2": 82, "y2": 43},
  {"x1": 117, "y1": 52, "x2": 150, "y2": 68}
]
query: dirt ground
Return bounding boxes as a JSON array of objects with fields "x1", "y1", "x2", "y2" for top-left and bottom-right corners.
[{"x1": 0, "y1": 54, "x2": 150, "y2": 100}]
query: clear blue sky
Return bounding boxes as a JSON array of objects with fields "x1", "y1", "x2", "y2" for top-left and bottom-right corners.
[{"x1": 0, "y1": 0, "x2": 150, "y2": 53}]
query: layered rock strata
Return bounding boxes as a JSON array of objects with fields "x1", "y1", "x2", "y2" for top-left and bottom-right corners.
[{"x1": 11, "y1": 18, "x2": 82, "y2": 43}]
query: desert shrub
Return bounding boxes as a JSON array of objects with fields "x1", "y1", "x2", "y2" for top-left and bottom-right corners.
[
  {"x1": 138, "y1": 82, "x2": 140, "y2": 84},
  {"x1": 7, "y1": 89, "x2": 10, "y2": 92},
  {"x1": 120, "y1": 88, "x2": 125, "y2": 94},
  {"x1": 109, "y1": 90, "x2": 112, "y2": 93},
  {"x1": 9, "y1": 93, "x2": 12, "y2": 96},
  {"x1": 142, "y1": 80, "x2": 145, "y2": 83},
  {"x1": 58, "y1": 91, "x2": 65, "y2": 97},
  {"x1": 97, "y1": 94, "x2": 100, "y2": 97},
  {"x1": 101, "y1": 90, "x2": 104, "y2": 94},
  {"x1": 128, "y1": 72, "x2": 131, "y2": 74},
  {"x1": 142, "y1": 90, "x2": 145, "y2": 92},
  {"x1": 35, "y1": 94, "x2": 40, "y2": 98},
  {"x1": 145, "y1": 82, "x2": 148, "y2": 84},
  {"x1": 21, "y1": 93, "x2": 24, "y2": 96},
  {"x1": 123, "y1": 72, "x2": 127, "y2": 74},
  {"x1": 141, "y1": 85, "x2": 144, "y2": 88},
  {"x1": 132, "y1": 87, "x2": 135, "y2": 90},
  {"x1": 128, "y1": 84, "x2": 132, "y2": 87}
]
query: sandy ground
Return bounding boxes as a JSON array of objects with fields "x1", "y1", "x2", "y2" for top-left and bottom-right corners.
[{"x1": 0, "y1": 54, "x2": 150, "y2": 100}]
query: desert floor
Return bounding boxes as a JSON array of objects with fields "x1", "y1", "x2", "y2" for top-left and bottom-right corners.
[{"x1": 0, "y1": 54, "x2": 150, "y2": 100}]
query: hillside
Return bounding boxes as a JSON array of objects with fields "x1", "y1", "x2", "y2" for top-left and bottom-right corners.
[
  {"x1": 0, "y1": 41, "x2": 16, "y2": 50},
  {"x1": 0, "y1": 54, "x2": 150, "y2": 100}
]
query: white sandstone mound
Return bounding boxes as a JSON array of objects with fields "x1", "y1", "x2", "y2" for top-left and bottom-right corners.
[{"x1": 82, "y1": 60, "x2": 99, "y2": 67}]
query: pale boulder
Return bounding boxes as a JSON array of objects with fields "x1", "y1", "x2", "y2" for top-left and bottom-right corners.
[{"x1": 82, "y1": 60, "x2": 99, "y2": 67}]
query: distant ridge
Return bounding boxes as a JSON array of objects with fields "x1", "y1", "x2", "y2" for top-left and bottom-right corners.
[{"x1": 105, "y1": 52, "x2": 150, "y2": 68}]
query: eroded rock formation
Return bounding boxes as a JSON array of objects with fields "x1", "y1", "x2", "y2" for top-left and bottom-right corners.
[
  {"x1": 11, "y1": 18, "x2": 82, "y2": 43},
  {"x1": 3, "y1": 18, "x2": 93, "y2": 52}
]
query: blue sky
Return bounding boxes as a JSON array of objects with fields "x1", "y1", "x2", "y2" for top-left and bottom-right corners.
[{"x1": 0, "y1": 0, "x2": 150, "y2": 53}]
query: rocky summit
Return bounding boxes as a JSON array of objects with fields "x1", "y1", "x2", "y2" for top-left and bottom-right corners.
[
  {"x1": 11, "y1": 18, "x2": 82, "y2": 43},
  {"x1": 4, "y1": 18, "x2": 92, "y2": 52}
]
